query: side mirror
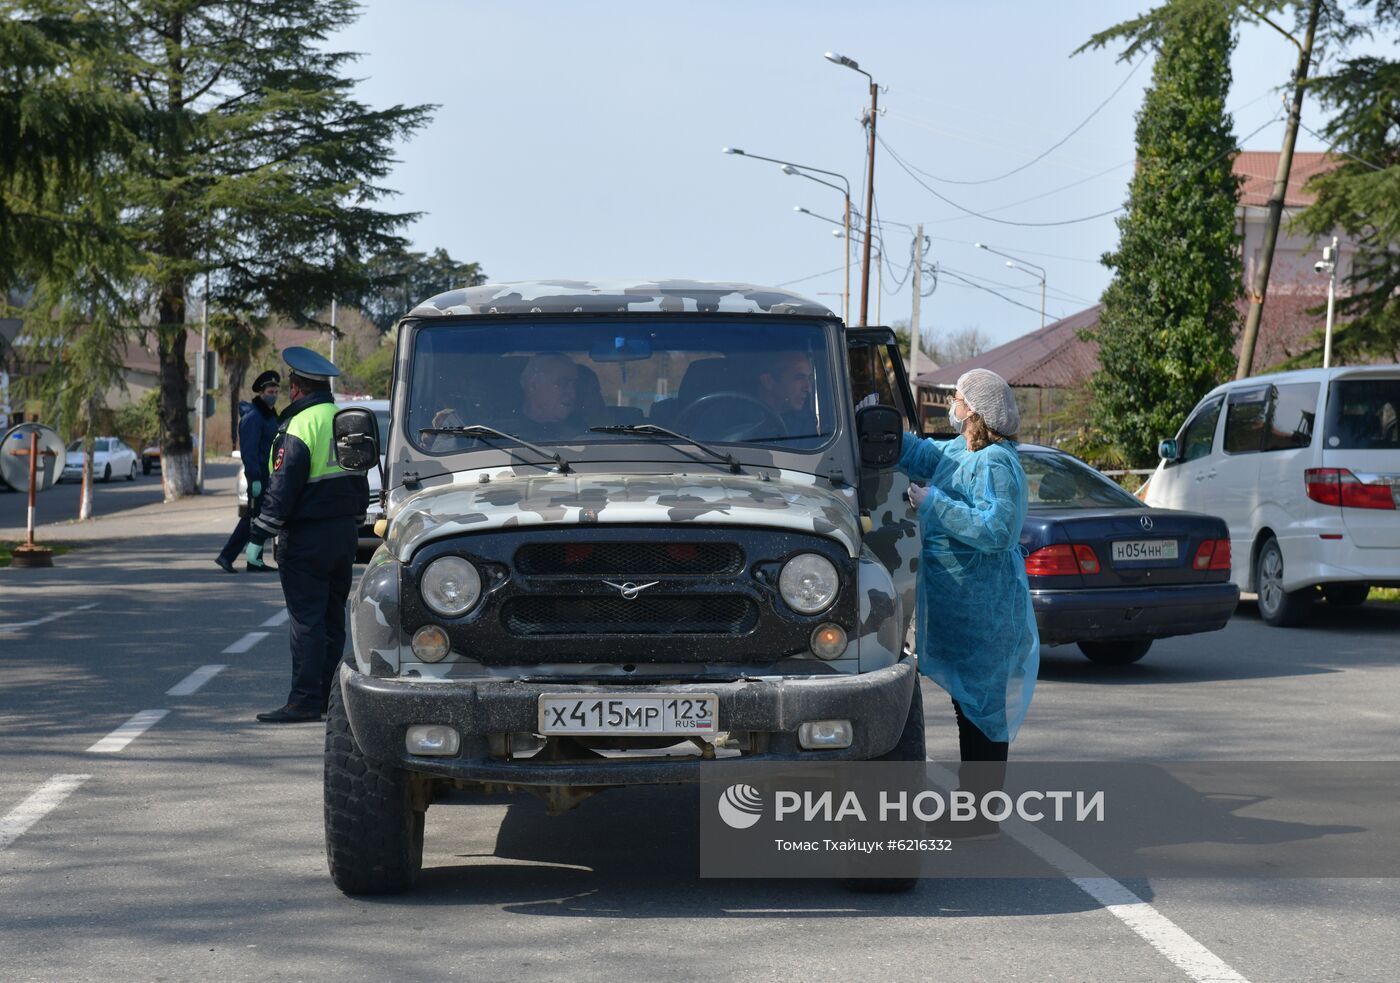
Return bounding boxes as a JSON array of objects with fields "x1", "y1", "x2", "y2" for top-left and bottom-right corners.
[
  {"x1": 334, "y1": 407, "x2": 381, "y2": 472},
  {"x1": 856, "y1": 405, "x2": 902, "y2": 468},
  {"x1": 1158, "y1": 438, "x2": 1178, "y2": 462}
]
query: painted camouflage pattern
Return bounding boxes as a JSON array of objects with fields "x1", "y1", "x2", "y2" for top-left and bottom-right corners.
[
  {"x1": 385, "y1": 469, "x2": 862, "y2": 563},
  {"x1": 859, "y1": 467, "x2": 921, "y2": 653},
  {"x1": 407, "y1": 279, "x2": 836, "y2": 319}
]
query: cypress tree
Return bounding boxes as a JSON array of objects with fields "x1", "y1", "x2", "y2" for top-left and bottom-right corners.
[{"x1": 1086, "y1": 1, "x2": 1242, "y2": 464}]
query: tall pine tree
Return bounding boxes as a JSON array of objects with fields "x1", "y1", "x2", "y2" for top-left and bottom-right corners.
[
  {"x1": 8, "y1": 0, "x2": 433, "y2": 498},
  {"x1": 1085, "y1": 0, "x2": 1242, "y2": 464}
]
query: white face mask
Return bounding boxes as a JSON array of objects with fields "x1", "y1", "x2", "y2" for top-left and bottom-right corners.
[{"x1": 947, "y1": 402, "x2": 964, "y2": 432}]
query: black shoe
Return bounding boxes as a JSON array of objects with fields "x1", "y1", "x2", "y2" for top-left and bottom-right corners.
[
  {"x1": 214, "y1": 556, "x2": 237, "y2": 574},
  {"x1": 255, "y1": 704, "x2": 321, "y2": 723},
  {"x1": 246, "y1": 561, "x2": 279, "y2": 573}
]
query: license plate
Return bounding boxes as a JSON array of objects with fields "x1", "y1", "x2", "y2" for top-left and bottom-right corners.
[
  {"x1": 538, "y1": 694, "x2": 719, "y2": 735},
  {"x1": 1112, "y1": 539, "x2": 1178, "y2": 562}
]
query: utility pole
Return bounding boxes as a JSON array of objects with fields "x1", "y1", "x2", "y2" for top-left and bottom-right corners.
[
  {"x1": 910, "y1": 225, "x2": 924, "y2": 431},
  {"x1": 874, "y1": 248, "x2": 882, "y2": 325},
  {"x1": 859, "y1": 85, "x2": 878, "y2": 326},
  {"x1": 1236, "y1": 0, "x2": 1322, "y2": 379}
]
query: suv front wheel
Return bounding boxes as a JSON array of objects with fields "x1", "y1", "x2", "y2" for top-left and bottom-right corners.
[
  {"x1": 324, "y1": 679, "x2": 426, "y2": 895},
  {"x1": 1256, "y1": 536, "x2": 1312, "y2": 627}
]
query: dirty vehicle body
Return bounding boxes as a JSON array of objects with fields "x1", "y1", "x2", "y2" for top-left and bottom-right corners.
[{"x1": 328, "y1": 280, "x2": 926, "y2": 894}]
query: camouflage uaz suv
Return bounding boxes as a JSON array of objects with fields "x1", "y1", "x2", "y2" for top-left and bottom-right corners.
[{"x1": 327, "y1": 279, "x2": 925, "y2": 894}]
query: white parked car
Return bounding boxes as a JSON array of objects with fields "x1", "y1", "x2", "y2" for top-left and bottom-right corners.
[
  {"x1": 1145, "y1": 365, "x2": 1399, "y2": 625},
  {"x1": 61, "y1": 436, "x2": 139, "y2": 483},
  {"x1": 236, "y1": 398, "x2": 388, "y2": 553}
]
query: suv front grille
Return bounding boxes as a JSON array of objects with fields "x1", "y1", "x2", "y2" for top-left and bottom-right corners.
[
  {"x1": 502, "y1": 595, "x2": 758, "y2": 636},
  {"x1": 515, "y1": 541, "x2": 743, "y2": 577}
]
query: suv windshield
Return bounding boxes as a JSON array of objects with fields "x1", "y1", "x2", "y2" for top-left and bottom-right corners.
[
  {"x1": 408, "y1": 318, "x2": 836, "y2": 454},
  {"x1": 1021, "y1": 448, "x2": 1142, "y2": 510},
  {"x1": 1325, "y1": 378, "x2": 1400, "y2": 450}
]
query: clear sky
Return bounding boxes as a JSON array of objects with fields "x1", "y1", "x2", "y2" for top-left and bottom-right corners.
[{"x1": 328, "y1": 0, "x2": 1350, "y2": 351}]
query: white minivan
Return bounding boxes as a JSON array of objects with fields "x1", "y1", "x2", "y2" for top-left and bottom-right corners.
[{"x1": 1145, "y1": 365, "x2": 1399, "y2": 626}]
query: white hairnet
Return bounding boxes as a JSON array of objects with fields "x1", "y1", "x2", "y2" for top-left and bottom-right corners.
[{"x1": 957, "y1": 368, "x2": 1020, "y2": 436}]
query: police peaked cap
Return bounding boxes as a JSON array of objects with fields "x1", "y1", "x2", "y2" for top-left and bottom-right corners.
[
  {"x1": 281, "y1": 346, "x2": 340, "y2": 382},
  {"x1": 251, "y1": 370, "x2": 281, "y2": 392}
]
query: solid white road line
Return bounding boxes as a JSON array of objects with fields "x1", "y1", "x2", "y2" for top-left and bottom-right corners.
[
  {"x1": 86, "y1": 710, "x2": 169, "y2": 754},
  {"x1": 223, "y1": 631, "x2": 269, "y2": 654},
  {"x1": 0, "y1": 602, "x2": 100, "y2": 633},
  {"x1": 0, "y1": 775, "x2": 91, "y2": 851},
  {"x1": 260, "y1": 609, "x2": 290, "y2": 628},
  {"x1": 925, "y1": 761, "x2": 1248, "y2": 983},
  {"x1": 167, "y1": 664, "x2": 227, "y2": 697}
]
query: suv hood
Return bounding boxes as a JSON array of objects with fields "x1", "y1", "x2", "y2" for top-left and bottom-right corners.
[{"x1": 386, "y1": 471, "x2": 860, "y2": 561}]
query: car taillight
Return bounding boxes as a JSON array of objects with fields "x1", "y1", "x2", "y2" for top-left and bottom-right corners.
[
  {"x1": 1193, "y1": 539, "x2": 1232, "y2": 571},
  {"x1": 1304, "y1": 468, "x2": 1397, "y2": 510},
  {"x1": 1025, "y1": 544, "x2": 1101, "y2": 577},
  {"x1": 1072, "y1": 544, "x2": 1101, "y2": 574}
]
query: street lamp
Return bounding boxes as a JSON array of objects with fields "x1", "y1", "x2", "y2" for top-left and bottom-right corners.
[
  {"x1": 1315, "y1": 236, "x2": 1339, "y2": 368},
  {"x1": 976, "y1": 243, "x2": 1047, "y2": 328},
  {"x1": 825, "y1": 51, "x2": 879, "y2": 326},
  {"x1": 724, "y1": 147, "x2": 853, "y2": 323}
]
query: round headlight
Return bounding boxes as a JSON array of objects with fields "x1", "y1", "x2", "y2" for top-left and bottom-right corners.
[
  {"x1": 779, "y1": 553, "x2": 839, "y2": 614},
  {"x1": 421, "y1": 556, "x2": 482, "y2": 617}
]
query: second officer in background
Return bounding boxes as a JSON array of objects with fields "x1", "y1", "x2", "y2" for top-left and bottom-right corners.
[{"x1": 247, "y1": 347, "x2": 369, "y2": 724}]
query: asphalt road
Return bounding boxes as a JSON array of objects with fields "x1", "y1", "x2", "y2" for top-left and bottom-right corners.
[
  {"x1": 0, "y1": 464, "x2": 239, "y2": 530},
  {"x1": 2, "y1": 512, "x2": 1397, "y2": 982}
]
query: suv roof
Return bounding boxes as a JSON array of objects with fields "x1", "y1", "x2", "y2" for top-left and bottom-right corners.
[
  {"x1": 407, "y1": 279, "x2": 835, "y2": 319},
  {"x1": 1205, "y1": 364, "x2": 1400, "y2": 395}
]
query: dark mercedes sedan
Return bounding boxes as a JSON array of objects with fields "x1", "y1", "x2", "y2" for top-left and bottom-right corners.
[{"x1": 1018, "y1": 444, "x2": 1239, "y2": 665}]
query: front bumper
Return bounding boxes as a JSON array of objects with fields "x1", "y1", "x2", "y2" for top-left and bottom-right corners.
[
  {"x1": 339, "y1": 656, "x2": 917, "y2": 786},
  {"x1": 1032, "y1": 582, "x2": 1239, "y2": 645}
]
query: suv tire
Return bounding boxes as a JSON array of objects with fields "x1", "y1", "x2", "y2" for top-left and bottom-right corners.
[
  {"x1": 1322, "y1": 583, "x2": 1369, "y2": 607},
  {"x1": 1256, "y1": 536, "x2": 1312, "y2": 627},
  {"x1": 324, "y1": 678, "x2": 425, "y2": 895},
  {"x1": 1078, "y1": 640, "x2": 1153, "y2": 665},
  {"x1": 845, "y1": 683, "x2": 925, "y2": 894},
  {"x1": 875, "y1": 681, "x2": 926, "y2": 761}
]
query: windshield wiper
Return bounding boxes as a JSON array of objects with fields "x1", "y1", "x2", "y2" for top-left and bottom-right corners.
[
  {"x1": 418, "y1": 424, "x2": 571, "y2": 473},
  {"x1": 589, "y1": 423, "x2": 741, "y2": 473}
]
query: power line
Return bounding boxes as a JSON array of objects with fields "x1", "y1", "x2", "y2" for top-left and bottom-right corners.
[
  {"x1": 896, "y1": 57, "x2": 1147, "y2": 186},
  {"x1": 1296, "y1": 118, "x2": 1387, "y2": 173},
  {"x1": 775, "y1": 265, "x2": 845, "y2": 287},
  {"x1": 878, "y1": 113, "x2": 1283, "y2": 229}
]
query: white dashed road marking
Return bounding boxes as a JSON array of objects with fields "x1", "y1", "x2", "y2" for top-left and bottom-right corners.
[
  {"x1": 0, "y1": 775, "x2": 91, "y2": 851},
  {"x1": 87, "y1": 710, "x2": 169, "y2": 754},
  {"x1": 0, "y1": 602, "x2": 100, "y2": 633},
  {"x1": 925, "y1": 761, "x2": 1249, "y2": 983},
  {"x1": 167, "y1": 664, "x2": 227, "y2": 697},
  {"x1": 223, "y1": 631, "x2": 269, "y2": 654},
  {"x1": 260, "y1": 609, "x2": 290, "y2": 628}
]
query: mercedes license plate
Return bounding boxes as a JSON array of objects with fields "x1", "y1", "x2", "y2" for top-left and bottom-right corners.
[
  {"x1": 1112, "y1": 539, "x2": 1178, "y2": 562},
  {"x1": 538, "y1": 694, "x2": 718, "y2": 736}
]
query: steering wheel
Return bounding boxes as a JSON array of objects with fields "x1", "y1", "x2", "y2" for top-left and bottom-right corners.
[{"x1": 676, "y1": 391, "x2": 789, "y2": 442}]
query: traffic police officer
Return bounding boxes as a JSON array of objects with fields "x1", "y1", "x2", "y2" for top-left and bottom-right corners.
[{"x1": 247, "y1": 347, "x2": 369, "y2": 723}]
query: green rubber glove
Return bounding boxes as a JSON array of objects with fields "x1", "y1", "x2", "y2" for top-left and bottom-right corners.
[
  {"x1": 250, "y1": 480, "x2": 262, "y2": 498},
  {"x1": 245, "y1": 543, "x2": 263, "y2": 566}
]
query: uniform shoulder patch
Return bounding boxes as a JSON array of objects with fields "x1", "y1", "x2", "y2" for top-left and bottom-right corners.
[{"x1": 274, "y1": 446, "x2": 286, "y2": 471}]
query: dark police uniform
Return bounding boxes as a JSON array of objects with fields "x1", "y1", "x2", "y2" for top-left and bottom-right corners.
[{"x1": 249, "y1": 350, "x2": 368, "y2": 722}]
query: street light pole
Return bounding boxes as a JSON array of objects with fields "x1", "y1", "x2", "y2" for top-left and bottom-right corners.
[
  {"x1": 976, "y1": 243, "x2": 1047, "y2": 328},
  {"x1": 1321, "y1": 235, "x2": 1339, "y2": 369},
  {"x1": 826, "y1": 52, "x2": 879, "y2": 326},
  {"x1": 726, "y1": 148, "x2": 852, "y2": 323}
]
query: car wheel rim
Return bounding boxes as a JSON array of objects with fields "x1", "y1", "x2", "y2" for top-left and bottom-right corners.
[{"x1": 1260, "y1": 549, "x2": 1283, "y2": 614}]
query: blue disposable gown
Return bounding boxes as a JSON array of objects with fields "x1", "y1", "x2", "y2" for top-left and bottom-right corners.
[{"x1": 898, "y1": 433, "x2": 1039, "y2": 743}]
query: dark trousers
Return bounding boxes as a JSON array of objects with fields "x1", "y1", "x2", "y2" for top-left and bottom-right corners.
[
  {"x1": 217, "y1": 493, "x2": 261, "y2": 564},
  {"x1": 277, "y1": 516, "x2": 357, "y2": 710},
  {"x1": 953, "y1": 699, "x2": 1007, "y2": 803}
]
